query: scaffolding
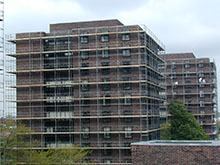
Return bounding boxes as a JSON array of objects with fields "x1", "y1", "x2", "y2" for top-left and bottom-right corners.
[
  {"x1": 0, "y1": 1, "x2": 4, "y2": 164},
  {"x1": 161, "y1": 54, "x2": 218, "y2": 139},
  {"x1": 7, "y1": 22, "x2": 167, "y2": 164}
]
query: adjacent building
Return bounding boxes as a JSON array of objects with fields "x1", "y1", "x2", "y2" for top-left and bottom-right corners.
[
  {"x1": 160, "y1": 53, "x2": 218, "y2": 139},
  {"x1": 8, "y1": 19, "x2": 167, "y2": 164},
  {"x1": 131, "y1": 140, "x2": 220, "y2": 165}
]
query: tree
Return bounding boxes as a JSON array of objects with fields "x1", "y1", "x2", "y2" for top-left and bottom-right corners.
[
  {"x1": 0, "y1": 119, "x2": 90, "y2": 164},
  {"x1": 161, "y1": 102, "x2": 210, "y2": 140}
]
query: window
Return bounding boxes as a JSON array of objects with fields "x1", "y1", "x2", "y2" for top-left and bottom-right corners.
[
  {"x1": 171, "y1": 62, "x2": 176, "y2": 69},
  {"x1": 80, "y1": 51, "x2": 89, "y2": 60},
  {"x1": 81, "y1": 143, "x2": 90, "y2": 147},
  {"x1": 81, "y1": 127, "x2": 90, "y2": 139},
  {"x1": 102, "y1": 79, "x2": 111, "y2": 91},
  {"x1": 198, "y1": 72, "x2": 204, "y2": 77},
  {"x1": 103, "y1": 143, "x2": 112, "y2": 156},
  {"x1": 101, "y1": 35, "x2": 109, "y2": 42},
  {"x1": 102, "y1": 84, "x2": 110, "y2": 91},
  {"x1": 80, "y1": 69, "x2": 89, "y2": 76},
  {"x1": 102, "y1": 95, "x2": 111, "y2": 106},
  {"x1": 101, "y1": 68, "x2": 110, "y2": 75},
  {"x1": 81, "y1": 96, "x2": 90, "y2": 106},
  {"x1": 185, "y1": 90, "x2": 191, "y2": 93},
  {"x1": 81, "y1": 63, "x2": 89, "y2": 67},
  {"x1": 124, "y1": 142, "x2": 131, "y2": 147},
  {"x1": 123, "y1": 110, "x2": 132, "y2": 122},
  {"x1": 101, "y1": 48, "x2": 109, "y2": 58},
  {"x1": 103, "y1": 127, "x2": 111, "y2": 139},
  {"x1": 184, "y1": 64, "x2": 190, "y2": 68},
  {"x1": 122, "y1": 67, "x2": 131, "y2": 74},
  {"x1": 102, "y1": 78, "x2": 110, "y2": 82},
  {"x1": 198, "y1": 63, "x2": 204, "y2": 68},
  {"x1": 81, "y1": 80, "x2": 89, "y2": 91},
  {"x1": 123, "y1": 83, "x2": 131, "y2": 90},
  {"x1": 124, "y1": 159, "x2": 132, "y2": 163},
  {"x1": 102, "y1": 111, "x2": 111, "y2": 123},
  {"x1": 123, "y1": 77, "x2": 131, "y2": 90},
  {"x1": 101, "y1": 62, "x2": 110, "y2": 66},
  {"x1": 124, "y1": 95, "x2": 132, "y2": 105},
  {"x1": 124, "y1": 126, "x2": 132, "y2": 138},
  {"x1": 103, "y1": 159, "x2": 112, "y2": 163},
  {"x1": 123, "y1": 61, "x2": 131, "y2": 65},
  {"x1": 200, "y1": 91, "x2": 205, "y2": 97},
  {"x1": 80, "y1": 36, "x2": 88, "y2": 43},
  {"x1": 103, "y1": 143, "x2": 112, "y2": 147},
  {"x1": 81, "y1": 111, "x2": 90, "y2": 116},
  {"x1": 200, "y1": 101, "x2": 205, "y2": 107},
  {"x1": 200, "y1": 110, "x2": 205, "y2": 117},
  {"x1": 122, "y1": 49, "x2": 131, "y2": 57},
  {"x1": 122, "y1": 34, "x2": 130, "y2": 41},
  {"x1": 184, "y1": 72, "x2": 190, "y2": 78}
]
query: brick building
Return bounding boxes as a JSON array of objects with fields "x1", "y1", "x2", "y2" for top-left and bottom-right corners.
[
  {"x1": 7, "y1": 19, "x2": 167, "y2": 164},
  {"x1": 131, "y1": 140, "x2": 220, "y2": 165},
  {"x1": 160, "y1": 53, "x2": 218, "y2": 139}
]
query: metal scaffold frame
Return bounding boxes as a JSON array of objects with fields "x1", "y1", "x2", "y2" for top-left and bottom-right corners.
[{"x1": 7, "y1": 23, "x2": 167, "y2": 164}]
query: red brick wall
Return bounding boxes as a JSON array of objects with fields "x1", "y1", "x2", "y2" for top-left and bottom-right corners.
[
  {"x1": 131, "y1": 143, "x2": 220, "y2": 165},
  {"x1": 50, "y1": 19, "x2": 123, "y2": 32}
]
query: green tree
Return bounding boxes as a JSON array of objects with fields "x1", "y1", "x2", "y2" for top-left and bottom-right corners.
[
  {"x1": 0, "y1": 119, "x2": 90, "y2": 164},
  {"x1": 161, "y1": 102, "x2": 210, "y2": 140}
]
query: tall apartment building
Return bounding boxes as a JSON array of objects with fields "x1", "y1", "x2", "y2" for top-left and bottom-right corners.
[
  {"x1": 160, "y1": 53, "x2": 218, "y2": 139},
  {"x1": 8, "y1": 19, "x2": 167, "y2": 164}
]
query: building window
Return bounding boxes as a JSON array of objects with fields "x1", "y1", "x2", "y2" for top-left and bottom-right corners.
[
  {"x1": 81, "y1": 80, "x2": 89, "y2": 91},
  {"x1": 124, "y1": 142, "x2": 131, "y2": 147},
  {"x1": 123, "y1": 110, "x2": 132, "y2": 122},
  {"x1": 101, "y1": 48, "x2": 109, "y2": 58},
  {"x1": 200, "y1": 110, "x2": 205, "y2": 117},
  {"x1": 103, "y1": 159, "x2": 112, "y2": 163},
  {"x1": 184, "y1": 72, "x2": 190, "y2": 78},
  {"x1": 198, "y1": 63, "x2": 204, "y2": 68},
  {"x1": 124, "y1": 126, "x2": 132, "y2": 138},
  {"x1": 122, "y1": 34, "x2": 130, "y2": 41},
  {"x1": 123, "y1": 61, "x2": 131, "y2": 65},
  {"x1": 123, "y1": 77, "x2": 131, "y2": 90},
  {"x1": 101, "y1": 35, "x2": 109, "y2": 42},
  {"x1": 81, "y1": 127, "x2": 90, "y2": 139},
  {"x1": 200, "y1": 91, "x2": 205, "y2": 97},
  {"x1": 103, "y1": 143, "x2": 112, "y2": 156},
  {"x1": 81, "y1": 113, "x2": 90, "y2": 124},
  {"x1": 81, "y1": 143, "x2": 90, "y2": 147},
  {"x1": 200, "y1": 101, "x2": 205, "y2": 107},
  {"x1": 81, "y1": 96, "x2": 90, "y2": 106},
  {"x1": 80, "y1": 36, "x2": 88, "y2": 44},
  {"x1": 101, "y1": 62, "x2": 110, "y2": 66},
  {"x1": 102, "y1": 95, "x2": 111, "y2": 106},
  {"x1": 124, "y1": 159, "x2": 132, "y2": 163},
  {"x1": 198, "y1": 72, "x2": 204, "y2": 77},
  {"x1": 102, "y1": 84, "x2": 110, "y2": 91},
  {"x1": 80, "y1": 69, "x2": 89, "y2": 76},
  {"x1": 184, "y1": 64, "x2": 190, "y2": 68},
  {"x1": 102, "y1": 111, "x2": 111, "y2": 123},
  {"x1": 171, "y1": 62, "x2": 176, "y2": 69},
  {"x1": 122, "y1": 49, "x2": 131, "y2": 57},
  {"x1": 122, "y1": 67, "x2": 131, "y2": 74},
  {"x1": 101, "y1": 68, "x2": 110, "y2": 75},
  {"x1": 80, "y1": 51, "x2": 89, "y2": 60},
  {"x1": 81, "y1": 63, "x2": 89, "y2": 67},
  {"x1": 103, "y1": 127, "x2": 111, "y2": 139},
  {"x1": 81, "y1": 111, "x2": 90, "y2": 116},
  {"x1": 124, "y1": 95, "x2": 132, "y2": 105}
]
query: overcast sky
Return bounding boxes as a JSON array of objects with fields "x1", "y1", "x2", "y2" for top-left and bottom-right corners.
[{"x1": 5, "y1": 0, "x2": 220, "y2": 107}]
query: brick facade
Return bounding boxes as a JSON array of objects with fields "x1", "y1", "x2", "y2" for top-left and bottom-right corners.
[{"x1": 131, "y1": 141, "x2": 220, "y2": 165}]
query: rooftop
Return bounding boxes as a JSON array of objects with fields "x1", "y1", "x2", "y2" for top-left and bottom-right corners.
[{"x1": 132, "y1": 140, "x2": 220, "y2": 146}]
